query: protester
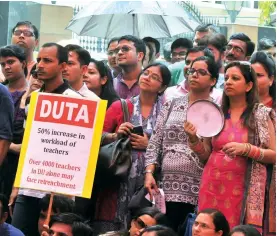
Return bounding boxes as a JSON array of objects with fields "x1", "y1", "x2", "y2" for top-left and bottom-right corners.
[
  {"x1": 192, "y1": 208, "x2": 230, "y2": 236},
  {"x1": 0, "y1": 194, "x2": 24, "y2": 236},
  {"x1": 93, "y1": 63, "x2": 170, "y2": 233},
  {"x1": 113, "y1": 35, "x2": 145, "y2": 99},
  {"x1": 143, "y1": 43, "x2": 154, "y2": 68},
  {"x1": 171, "y1": 38, "x2": 193, "y2": 64},
  {"x1": 41, "y1": 213, "x2": 93, "y2": 236},
  {"x1": 250, "y1": 51, "x2": 276, "y2": 109},
  {"x1": 0, "y1": 83, "x2": 14, "y2": 166},
  {"x1": 143, "y1": 37, "x2": 161, "y2": 60},
  {"x1": 193, "y1": 24, "x2": 218, "y2": 47},
  {"x1": 107, "y1": 37, "x2": 122, "y2": 78},
  {"x1": 144, "y1": 56, "x2": 219, "y2": 232},
  {"x1": 164, "y1": 47, "x2": 222, "y2": 104},
  {"x1": 83, "y1": 58, "x2": 119, "y2": 108},
  {"x1": 258, "y1": 38, "x2": 276, "y2": 61},
  {"x1": 38, "y1": 194, "x2": 75, "y2": 235},
  {"x1": 62, "y1": 44, "x2": 98, "y2": 99},
  {"x1": 207, "y1": 33, "x2": 228, "y2": 89},
  {"x1": 11, "y1": 21, "x2": 39, "y2": 79},
  {"x1": 139, "y1": 225, "x2": 177, "y2": 236},
  {"x1": 0, "y1": 45, "x2": 28, "y2": 199},
  {"x1": 10, "y1": 43, "x2": 82, "y2": 236},
  {"x1": 229, "y1": 225, "x2": 261, "y2": 236},
  {"x1": 184, "y1": 61, "x2": 275, "y2": 232},
  {"x1": 225, "y1": 33, "x2": 255, "y2": 63}
]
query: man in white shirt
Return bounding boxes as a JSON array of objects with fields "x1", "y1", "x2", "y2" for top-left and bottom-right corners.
[{"x1": 63, "y1": 44, "x2": 99, "y2": 100}]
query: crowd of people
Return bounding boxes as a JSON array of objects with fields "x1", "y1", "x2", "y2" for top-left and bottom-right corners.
[{"x1": 0, "y1": 20, "x2": 275, "y2": 236}]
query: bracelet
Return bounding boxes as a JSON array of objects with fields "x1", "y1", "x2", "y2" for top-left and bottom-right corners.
[
  {"x1": 144, "y1": 170, "x2": 154, "y2": 175},
  {"x1": 257, "y1": 149, "x2": 265, "y2": 162}
]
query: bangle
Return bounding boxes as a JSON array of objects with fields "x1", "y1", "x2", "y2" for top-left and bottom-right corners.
[
  {"x1": 258, "y1": 149, "x2": 265, "y2": 162},
  {"x1": 144, "y1": 170, "x2": 154, "y2": 175}
]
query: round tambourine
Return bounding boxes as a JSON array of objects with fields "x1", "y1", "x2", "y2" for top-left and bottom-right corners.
[{"x1": 186, "y1": 100, "x2": 224, "y2": 137}]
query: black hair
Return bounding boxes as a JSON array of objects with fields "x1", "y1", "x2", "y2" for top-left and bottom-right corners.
[
  {"x1": 90, "y1": 58, "x2": 119, "y2": 108},
  {"x1": 197, "y1": 208, "x2": 230, "y2": 236},
  {"x1": 197, "y1": 35, "x2": 210, "y2": 47},
  {"x1": 0, "y1": 194, "x2": 8, "y2": 214},
  {"x1": 40, "y1": 194, "x2": 75, "y2": 214},
  {"x1": 141, "y1": 62, "x2": 171, "y2": 87},
  {"x1": 0, "y1": 44, "x2": 28, "y2": 77},
  {"x1": 185, "y1": 46, "x2": 207, "y2": 60},
  {"x1": 118, "y1": 35, "x2": 146, "y2": 61},
  {"x1": 140, "y1": 225, "x2": 177, "y2": 236},
  {"x1": 133, "y1": 207, "x2": 169, "y2": 227},
  {"x1": 229, "y1": 225, "x2": 261, "y2": 236},
  {"x1": 64, "y1": 44, "x2": 91, "y2": 66},
  {"x1": 41, "y1": 43, "x2": 68, "y2": 64},
  {"x1": 223, "y1": 61, "x2": 259, "y2": 130},
  {"x1": 195, "y1": 23, "x2": 218, "y2": 34},
  {"x1": 171, "y1": 38, "x2": 193, "y2": 52},
  {"x1": 229, "y1": 33, "x2": 255, "y2": 57},
  {"x1": 49, "y1": 213, "x2": 93, "y2": 236},
  {"x1": 250, "y1": 51, "x2": 276, "y2": 107},
  {"x1": 12, "y1": 21, "x2": 39, "y2": 39},
  {"x1": 143, "y1": 37, "x2": 161, "y2": 54},
  {"x1": 107, "y1": 37, "x2": 120, "y2": 49},
  {"x1": 144, "y1": 42, "x2": 154, "y2": 65},
  {"x1": 208, "y1": 33, "x2": 228, "y2": 53},
  {"x1": 258, "y1": 38, "x2": 276, "y2": 51},
  {"x1": 190, "y1": 55, "x2": 219, "y2": 90}
]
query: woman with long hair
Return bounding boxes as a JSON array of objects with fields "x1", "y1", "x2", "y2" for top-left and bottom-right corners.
[
  {"x1": 184, "y1": 61, "x2": 275, "y2": 234},
  {"x1": 83, "y1": 58, "x2": 119, "y2": 108},
  {"x1": 250, "y1": 51, "x2": 276, "y2": 109},
  {"x1": 93, "y1": 63, "x2": 171, "y2": 234}
]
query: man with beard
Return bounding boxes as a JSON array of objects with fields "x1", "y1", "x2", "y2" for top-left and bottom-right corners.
[
  {"x1": 113, "y1": 35, "x2": 145, "y2": 99},
  {"x1": 225, "y1": 33, "x2": 255, "y2": 64},
  {"x1": 207, "y1": 34, "x2": 227, "y2": 90}
]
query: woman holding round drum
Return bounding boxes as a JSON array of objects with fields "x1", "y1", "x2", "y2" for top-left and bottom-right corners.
[
  {"x1": 250, "y1": 51, "x2": 276, "y2": 110},
  {"x1": 184, "y1": 61, "x2": 276, "y2": 233},
  {"x1": 144, "y1": 55, "x2": 219, "y2": 232}
]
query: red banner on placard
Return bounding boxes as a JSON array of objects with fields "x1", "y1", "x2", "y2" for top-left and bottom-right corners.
[{"x1": 34, "y1": 94, "x2": 97, "y2": 128}]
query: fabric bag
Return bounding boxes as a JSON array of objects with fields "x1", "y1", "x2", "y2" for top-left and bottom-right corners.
[
  {"x1": 96, "y1": 99, "x2": 132, "y2": 181},
  {"x1": 182, "y1": 213, "x2": 196, "y2": 236}
]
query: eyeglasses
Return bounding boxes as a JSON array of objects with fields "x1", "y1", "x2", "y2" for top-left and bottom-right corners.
[
  {"x1": 107, "y1": 50, "x2": 117, "y2": 56},
  {"x1": 114, "y1": 46, "x2": 132, "y2": 54},
  {"x1": 172, "y1": 51, "x2": 187, "y2": 57},
  {"x1": 193, "y1": 221, "x2": 215, "y2": 231},
  {"x1": 226, "y1": 45, "x2": 244, "y2": 54},
  {"x1": 142, "y1": 69, "x2": 163, "y2": 83},
  {"x1": 13, "y1": 30, "x2": 35, "y2": 37},
  {"x1": 132, "y1": 217, "x2": 147, "y2": 229},
  {"x1": 187, "y1": 68, "x2": 211, "y2": 77}
]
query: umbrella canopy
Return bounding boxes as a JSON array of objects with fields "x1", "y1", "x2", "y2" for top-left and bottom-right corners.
[{"x1": 66, "y1": 1, "x2": 200, "y2": 39}]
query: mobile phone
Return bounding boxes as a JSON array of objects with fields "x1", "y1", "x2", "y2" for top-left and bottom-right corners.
[{"x1": 132, "y1": 126, "x2": 144, "y2": 136}]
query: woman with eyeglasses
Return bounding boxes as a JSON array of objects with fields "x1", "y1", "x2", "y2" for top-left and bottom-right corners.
[
  {"x1": 92, "y1": 63, "x2": 171, "y2": 233},
  {"x1": 192, "y1": 208, "x2": 230, "y2": 236},
  {"x1": 250, "y1": 51, "x2": 276, "y2": 110},
  {"x1": 184, "y1": 61, "x2": 276, "y2": 233},
  {"x1": 229, "y1": 225, "x2": 262, "y2": 236},
  {"x1": 144, "y1": 56, "x2": 219, "y2": 232}
]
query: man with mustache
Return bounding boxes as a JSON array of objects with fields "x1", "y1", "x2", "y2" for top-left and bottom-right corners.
[
  {"x1": 225, "y1": 33, "x2": 255, "y2": 64},
  {"x1": 9, "y1": 43, "x2": 82, "y2": 236}
]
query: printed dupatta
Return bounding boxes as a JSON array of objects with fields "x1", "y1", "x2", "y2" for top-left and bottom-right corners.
[{"x1": 244, "y1": 104, "x2": 276, "y2": 235}]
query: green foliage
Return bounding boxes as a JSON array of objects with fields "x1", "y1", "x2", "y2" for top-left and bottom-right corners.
[{"x1": 259, "y1": 1, "x2": 276, "y2": 26}]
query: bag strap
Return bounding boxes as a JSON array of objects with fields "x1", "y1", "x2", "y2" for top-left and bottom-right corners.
[{"x1": 120, "y1": 99, "x2": 130, "y2": 122}]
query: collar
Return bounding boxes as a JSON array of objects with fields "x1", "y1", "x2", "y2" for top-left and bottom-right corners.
[{"x1": 39, "y1": 79, "x2": 71, "y2": 94}]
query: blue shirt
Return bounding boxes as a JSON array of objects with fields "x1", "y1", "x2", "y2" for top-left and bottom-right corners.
[
  {"x1": 0, "y1": 84, "x2": 14, "y2": 141},
  {"x1": 0, "y1": 223, "x2": 25, "y2": 236}
]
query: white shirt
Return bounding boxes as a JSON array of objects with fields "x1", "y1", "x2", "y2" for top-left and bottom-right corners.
[{"x1": 78, "y1": 83, "x2": 100, "y2": 100}]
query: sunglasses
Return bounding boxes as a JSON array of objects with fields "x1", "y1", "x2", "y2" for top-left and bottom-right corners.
[
  {"x1": 13, "y1": 30, "x2": 35, "y2": 37},
  {"x1": 114, "y1": 46, "x2": 132, "y2": 54},
  {"x1": 187, "y1": 68, "x2": 211, "y2": 77}
]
